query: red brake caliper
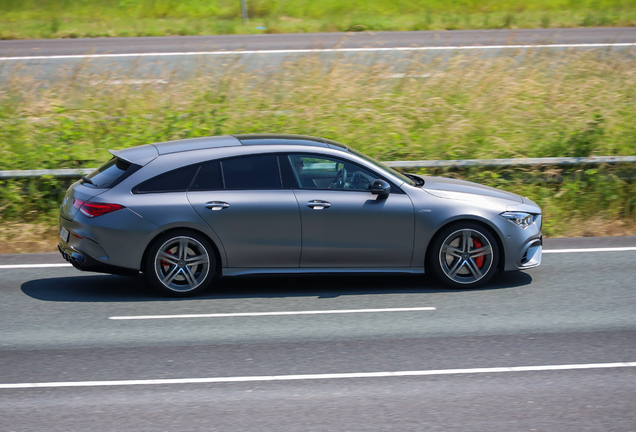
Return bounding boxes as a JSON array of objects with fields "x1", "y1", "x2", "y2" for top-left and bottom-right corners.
[
  {"x1": 161, "y1": 250, "x2": 174, "y2": 267},
  {"x1": 473, "y1": 239, "x2": 484, "y2": 268}
]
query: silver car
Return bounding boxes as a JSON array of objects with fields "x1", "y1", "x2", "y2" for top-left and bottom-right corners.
[{"x1": 58, "y1": 134, "x2": 542, "y2": 296}]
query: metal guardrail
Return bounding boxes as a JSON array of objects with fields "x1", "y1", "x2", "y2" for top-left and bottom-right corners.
[
  {"x1": 0, "y1": 168, "x2": 94, "y2": 179},
  {"x1": 1, "y1": 156, "x2": 635, "y2": 179},
  {"x1": 382, "y1": 155, "x2": 636, "y2": 168}
]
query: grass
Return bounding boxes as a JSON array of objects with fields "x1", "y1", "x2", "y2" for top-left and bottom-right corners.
[
  {"x1": 1, "y1": 48, "x2": 636, "y2": 252},
  {"x1": 1, "y1": 0, "x2": 636, "y2": 39},
  {"x1": 0, "y1": 222, "x2": 59, "y2": 254}
]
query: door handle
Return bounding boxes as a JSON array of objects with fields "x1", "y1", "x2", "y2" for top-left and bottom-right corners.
[
  {"x1": 205, "y1": 201, "x2": 230, "y2": 211},
  {"x1": 307, "y1": 200, "x2": 331, "y2": 210}
]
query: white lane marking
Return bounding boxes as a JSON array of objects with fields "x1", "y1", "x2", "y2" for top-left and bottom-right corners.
[
  {"x1": 1, "y1": 43, "x2": 635, "y2": 61},
  {"x1": 109, "y1": 307, "x2": 437, "y2": 320},
  {"x1": 1, "y1": 362, "x2": 634, "y2": 389},
  {"x1": 544, "y1": 247, "x2": 636, "y2": 254},
  {"x1": 0, "y1": 263, "x2": 72, "y2": 269}
]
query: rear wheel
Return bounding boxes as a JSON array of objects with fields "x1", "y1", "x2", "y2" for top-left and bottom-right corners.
[
  {"x1": 429, "y1": 222, "x2": 499, "y2": 289},
  {"x1": 145, "y1": 230, "x2": 216, "y2": 297}
]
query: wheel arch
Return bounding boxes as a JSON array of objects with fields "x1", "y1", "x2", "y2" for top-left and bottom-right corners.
[
  {"x1": 424, "y1": 216, "x2": 506, "y2": 273},
  {"x1": 140, "y1": 227, "x2": 223, "y2": 277}
]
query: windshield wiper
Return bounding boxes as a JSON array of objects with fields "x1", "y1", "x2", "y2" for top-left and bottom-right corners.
[
  {"x1": 81, "y1": 176, "x2": 96, "y2": 186},
  {"x1": 405, "y1": 173, "x2": 425, "y2": 186}
]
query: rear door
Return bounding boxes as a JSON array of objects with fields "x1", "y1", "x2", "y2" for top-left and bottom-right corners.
[{"x1": 187, "y1": 154, "x2": 302, "y2": 268}]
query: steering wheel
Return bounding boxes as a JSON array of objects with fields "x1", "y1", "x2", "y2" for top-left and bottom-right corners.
[
  {"x1": 352, "y1": 171, "x2": 370, "y2": 190},
  {"x1": 332, "y1": 168, "x2": 348, "y2": 189}
]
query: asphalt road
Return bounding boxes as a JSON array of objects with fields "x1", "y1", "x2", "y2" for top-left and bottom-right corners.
[
  {"x1": 1, "y1": 236, "x2": 635, "y2": 431},
  {"x1": 2, "y1": 27, "x2": 636, "y2": 57},
  {"x1": 1, "y1": 27, "x2": 635, "y2": 82}
]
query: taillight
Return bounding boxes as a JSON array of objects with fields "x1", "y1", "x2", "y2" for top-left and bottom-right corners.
[{"x1": 73, "y1": 198, "x2": 125, "y2": 218}]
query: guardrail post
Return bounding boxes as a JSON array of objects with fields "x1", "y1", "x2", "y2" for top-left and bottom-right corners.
[{"x1": 240, "y1": 0, "x2": 248, "y2": 25}]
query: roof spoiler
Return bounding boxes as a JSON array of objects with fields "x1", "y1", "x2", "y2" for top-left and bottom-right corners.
[{"x1": 108, "y1": 145, "x2": 159, "y2": 166}]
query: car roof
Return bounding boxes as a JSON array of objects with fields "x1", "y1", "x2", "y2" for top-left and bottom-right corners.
[
  {"x1": 154, "y1": 135, "x2": 242, "y2": 155},
  {"x1": 233, "y1": 134, "x2": 348, "y2": 150},
  {"x1": 110, "y1": 134, "x2": 349, "y2": 165}
]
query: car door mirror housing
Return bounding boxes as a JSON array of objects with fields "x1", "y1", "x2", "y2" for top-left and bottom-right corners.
[{"x1": 370, "y1": 179, "x2": 391, "y2": 196}]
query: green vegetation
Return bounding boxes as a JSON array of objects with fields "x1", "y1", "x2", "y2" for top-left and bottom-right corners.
[
  {"x1": 1, "y1": 48, "x2": 636, "y2": 252},
  {"x1": 0, "y1": 0, "x2": 635, "y2": 39}
]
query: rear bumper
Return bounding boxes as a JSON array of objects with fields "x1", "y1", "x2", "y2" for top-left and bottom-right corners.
[
  {"x1": 58, "y1": 243, "x2": 139, "y2": 277},
  {"x1": 58, "y1": 206, "x2": 157, "y2": 271}
]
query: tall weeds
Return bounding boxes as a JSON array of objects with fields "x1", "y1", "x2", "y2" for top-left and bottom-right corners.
[
  {"x1": 0, "y1": 48, "x2": 635, "y2": 248},
  {"x1": 1, "y1": 0, "x2": 635, "y2": 38}
]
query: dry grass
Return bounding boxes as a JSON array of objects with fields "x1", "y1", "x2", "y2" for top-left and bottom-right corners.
[
  {"x1": 3, "y1": 50, "x2": 636, "y2": 167},
  {"x1": 0, "y1": 222, "x2": 60, "y2": 254},
  {"x1": 1, "y1": 48, "x2": 635, "y2": 244},
  {"x1": 559, "y1": 217, "x2": 636, "y2": 238}
]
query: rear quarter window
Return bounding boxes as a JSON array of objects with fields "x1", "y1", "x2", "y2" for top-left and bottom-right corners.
[{"x1": 133, "y1": 164, "x2": 200, "y2": 194}]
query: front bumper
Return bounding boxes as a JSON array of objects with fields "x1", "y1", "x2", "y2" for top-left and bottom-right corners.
[
  {"x1": 493, "y1": 214, "x2": 543, "y2": 272},
  {"x1": 517, "y1": 235, "x2": 542, "y2": 269}
]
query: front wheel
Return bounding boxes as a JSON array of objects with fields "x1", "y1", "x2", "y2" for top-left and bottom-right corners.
[
  {"x1": 145, "y1": 230, "x2": 216, "y2": 297},
  {"x1": 428, "y1": 223, "x2": 499, "y2": 289}
]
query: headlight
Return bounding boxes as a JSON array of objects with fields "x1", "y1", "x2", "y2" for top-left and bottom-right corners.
[{"x1": 499, "y1": 212, "x2": 538, "y2": 229}]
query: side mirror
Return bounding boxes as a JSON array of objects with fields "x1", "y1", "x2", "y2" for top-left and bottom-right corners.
[{"x1": 370, "y1": 179, "x2": 391, "y2": 196}]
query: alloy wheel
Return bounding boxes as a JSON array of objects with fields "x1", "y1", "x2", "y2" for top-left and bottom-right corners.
[
  {"x1": 153, "y1": 236, "x2": 211, "y2": 293},
  {"x1": 439, "y1": 228, "x2": 494, "y2": 285}
]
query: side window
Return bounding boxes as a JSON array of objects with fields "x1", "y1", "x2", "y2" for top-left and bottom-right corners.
[
  {"x1": 134, "y1": 164, "x2": 200, "y2": 194},
  {"x1": 190, "y1": 160, "x2": 223, "y2": 191},
  {"x1": 134, "y1": 155, "x2": 285, "y2": 193},
  {"x1": 221, "y1": 155, "x2": 282, "y2": 190},
  {"x1": 289, "y1": 154, "x2": 378, "y2": 191}
]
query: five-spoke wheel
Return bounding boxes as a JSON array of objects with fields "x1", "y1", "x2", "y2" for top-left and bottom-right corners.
[
  {"x1": 429, "y1": 223, "x2": 499, "y2": 288},
  {"x1": 145, "y1": 231, "x2": 216, "y2": 296}
]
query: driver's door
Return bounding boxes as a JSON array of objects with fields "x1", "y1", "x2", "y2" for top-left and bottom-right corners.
[{"x1": 288, "y1": 154, "x2": 415, "y2": 268}]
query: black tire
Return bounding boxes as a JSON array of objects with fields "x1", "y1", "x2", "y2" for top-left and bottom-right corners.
[
  {"x1": 145, "y1": 230, "x2": 216, "y2": 297},
  {"x1": 428, "y1": 222, "x2": 499, "y2": 289}
]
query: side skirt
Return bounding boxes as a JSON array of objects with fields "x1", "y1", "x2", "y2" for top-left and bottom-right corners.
[{"x1": 222, "y1": 267, "x2": 425, "y2": 277}]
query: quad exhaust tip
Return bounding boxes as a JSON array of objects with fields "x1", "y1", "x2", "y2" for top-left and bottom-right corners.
[{"x1": 58, "y1": 245, "x2": 85, "y2": 269}]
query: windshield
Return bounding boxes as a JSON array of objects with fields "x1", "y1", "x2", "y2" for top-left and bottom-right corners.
[{"x1": 348, "y1": 148, "x2": 417, "y2": 187}]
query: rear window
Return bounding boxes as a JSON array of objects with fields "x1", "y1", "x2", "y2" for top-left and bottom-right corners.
[{"x1": 82, "y1": 157, "x2": 141, "y2": 189}]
